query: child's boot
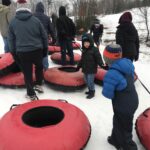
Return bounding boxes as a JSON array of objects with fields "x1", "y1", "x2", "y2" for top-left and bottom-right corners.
[{"x1": 86, "y1": 90, "x2": 95, "y2": 99}]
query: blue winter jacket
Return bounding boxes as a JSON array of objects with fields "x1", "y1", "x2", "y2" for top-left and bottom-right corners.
[{"x1": 102, "y1": 58, "x2": 134, "y2": 99}]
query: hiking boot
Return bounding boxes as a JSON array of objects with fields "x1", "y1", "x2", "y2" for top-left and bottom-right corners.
[
  {"x1": 34, "y1": 85, "x2": 44, "y2": 93},
  {"x1": 107, "y1": 136, "x2": 123, "y2": 150},
  {"x1": 85, "y1": 90, "x2": 90, "y2": 95},
  {"x1": 86, "y1": 90, "x2": 95, "y2": 99},
  {"x1": 25, "y1": 94, "x2": 39, "y2": 101}
]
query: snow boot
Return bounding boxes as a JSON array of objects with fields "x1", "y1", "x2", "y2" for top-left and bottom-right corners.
[{"x1": 86, "y1": 90, "x2": 95, "y2": 99}]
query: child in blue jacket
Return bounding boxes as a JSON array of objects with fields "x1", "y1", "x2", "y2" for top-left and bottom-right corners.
[{"x1": 102, "y1": 44, "x2": 139, "y2": 150}]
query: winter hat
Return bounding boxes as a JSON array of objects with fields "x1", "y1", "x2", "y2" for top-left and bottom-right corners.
[
  {"x1": 59, "y1": 6, "x2": 66, "y2": 16},
  {"x1": 119, "y1": 11, "x2": 132, "y2": 24},
  {"x1": 2, "y1": 0, "x2": 11, "y2": 6},
  {"x1": 35, "y1": 2, "x2": 44, "y2": 13},
  {"x1": 103, "y1": 44, "x2": 122, "y2": 65},
  {"x1": 94, "y1": 18, "x2": 100, "y2": 24},
  {"x1": 17, "y1": 0, "x2": 27, "y2": 3},
  {"x1": 17, "y1": 0, "x2": 31, "y2": 11}
]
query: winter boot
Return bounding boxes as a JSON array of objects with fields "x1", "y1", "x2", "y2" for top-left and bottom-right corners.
[
  {"x1": 25, "y1": 94, "x2": 39, "y2": 101},
  {"x1": 85, "y1": 89, "x2": 90, "y2": 94},
  {"x1": 86, "y1": 90, "x2": 95, "y2": 99},
  {"x1": 34, "y1": 85, "x2": 44, "y2": 93}
]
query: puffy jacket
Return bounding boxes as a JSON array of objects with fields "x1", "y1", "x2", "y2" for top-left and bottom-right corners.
[
  {"x1": 8, "y1": 10, "x2": 48, "y2": 53},
  {"x1": 102, "y1": 58, "x2": 138, "y2": 114},
  {"x1": 77, "y1": 33, "x2": 103, "y2": 74},
  {"x1": 0, "y1": 4, "x2": 14, "y2": 37}
]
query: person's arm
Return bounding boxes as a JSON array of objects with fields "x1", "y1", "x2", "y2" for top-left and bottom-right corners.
[
  {"x1": 48, "y1": 18, "x2": 56, "y2": 43},
  {"x1": 135, "y1": 30, "x2": 140, "y2": 61},
  {"x1": 116, "y1": 28, "x2": 124, "y2": 47},
  {"x1": 94, "y1": 48, "x2": 104, "y2": 67}
]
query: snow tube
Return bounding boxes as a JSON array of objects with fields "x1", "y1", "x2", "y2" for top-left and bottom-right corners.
[
  {"x1": 0, "y1": 100, "x2": 91, "y2": 150},
  {"x1": 44, "y1": 66, "x2": 86, "y2": 91},
  {"x1": 95, "y1": 67, "x2": 107, "y2": 85},
  {"x1": 50, "y1": 52, "x2": 81, "y2": 65},
  {"x1": 95, "y1": 68, "x2": 138, "y2": 86},
  {"x1": 0, "y1": 53, "x2": 16, "y2": 77},
  {"x1": 48, "y1": 42, "x2": 81, "y2": 54},
  {"x1": 0, "y1": 71, "x2": 35, "y2": 88},
  {"x1": 136, "y1": 108, "x2": 150, "y2": 150}
]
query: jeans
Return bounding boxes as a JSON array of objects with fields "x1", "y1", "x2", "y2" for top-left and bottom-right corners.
[
  {"x1": 3, "y1": 37, "x2": 10, "y2": 53},
  {"x1": 59, "y1": 38, "x2": 74, "y2": 65},
  {"x1": 43, "y1": 55, "x2": 49, "y2": 70},
  {"x1": 84, "y1": 74, "x2": 95, "y2": 91}
]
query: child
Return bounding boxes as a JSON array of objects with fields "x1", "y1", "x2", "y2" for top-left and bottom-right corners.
[
  {"x1": 102, "y1": 44, "x2": 139, "y2": 150},
  {"x1": 76, "y1": 33, "x2": 104, "y2": 99}
]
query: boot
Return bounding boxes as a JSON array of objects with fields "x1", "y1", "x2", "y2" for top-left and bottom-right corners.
[
  {"x1": 86, "y1": 90, "x2": 95, "y2": 99},
  {"x1": 85, "y1": 89, "x2": 90, "y2": 94}
]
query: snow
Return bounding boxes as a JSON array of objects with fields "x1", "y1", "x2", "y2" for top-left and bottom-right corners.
[{"x1": 0, "y1": 8, "x2": 150, "y2": 150}]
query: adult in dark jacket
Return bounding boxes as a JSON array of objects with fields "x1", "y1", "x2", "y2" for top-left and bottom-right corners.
[
  {"x1": 102, "y1": 44, "x2": 139, "y2": 150},
  {"x1": 8, "y1": 0, "x2": 48, "y2": 100},
  {"x1": 116, "y1": 12, "x2": 140, "y2": 62},
  {"x1": 90, "y1": 19, "x2": 103, "y2": 48},
  {"x1": 34, "y1": 2, "x2": 56, "y2": 70},
  {"x1": 56, "y1": 6, "x2": 76, "y2": 65},
  {"x1": 77, "y1": 33, "x2": 104, "y2": 99}
]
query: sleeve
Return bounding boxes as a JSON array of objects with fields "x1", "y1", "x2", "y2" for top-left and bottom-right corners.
[
  {"x1": 48, "y1": 18, "x2": 56, "y2": 40},
  {"x1": 100, "y1": 24, "x2": 103, "y2": 35},
  {"x1": 7, "y1": 7, "x2": 15, "y2": 24},
  {"x1": 116, "y1": 28, "x2": 124, "y2": 47},
  {"x1": 135, "y1": 30, "x2": 140, "y2": 59},
  {"x1": 94, "y1": 48, "x2": 104, "y2": 67},
  {"x1": 90, "y1": 25, "x2": 93, "y2": 34},
  {"x1": 70, "y1": 19, "x2": 76, "y2": 37},
  {"x1": 8, "y1": 23, "x2": 16, "y2": 53}
]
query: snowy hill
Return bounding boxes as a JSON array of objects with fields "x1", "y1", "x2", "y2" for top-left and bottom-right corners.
[{"x1": 0, "y1": 8, "x2": 150, "y2": 150}]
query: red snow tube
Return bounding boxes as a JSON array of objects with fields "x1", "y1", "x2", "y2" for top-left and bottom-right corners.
[
  {"x1": 50, "y1": 52, "x2": 81, "y2": 65},
  {"x1": 48, "y1": 42, "x2": 81, "y2": 54},
  {"x1": 0, "y1": 71, "x2": 36, "y2": 88},
  {"x1": 0, "y1": 100, "x2": 91, "y2": 150},
  {"x1": 44, "y1": 66, "x2": 85, "y2": 91},
  {"x1": 136, "y1": 108, "x2": 150, "y2": 150},
  {"x1": 95, "y1": 68, "x2": 138, "y2": 86},
  {"x1": 95, "y1": 67, "x2": 107, "y2": 85},
  {"x1": 0, "y1": 53, "x2": 16, "y2": 77}
]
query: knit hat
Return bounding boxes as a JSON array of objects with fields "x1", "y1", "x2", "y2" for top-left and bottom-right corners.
[
  {"x1": 119, "y1": 12, "x2": 132, "y2": 24},
  {"x1": 17, "y1": 0, "x2": 31, "y2": 11},
  {"x1": 2, "y1": 0, "x2": 11, "y2": 6},
  {"x1": 17, "y1": 0, "x2": 27, "y2": 3},
  {"x1": 103, "y1": 44, "x2": 122, "y2": 65}
]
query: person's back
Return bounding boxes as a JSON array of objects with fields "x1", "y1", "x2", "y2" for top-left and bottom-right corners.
[
  {"x1": 0, "y1": 0, "x2": 15, "y2": 52},
  {"x1": 116, "y1": 12, "x2": 139, "y2": 62}
]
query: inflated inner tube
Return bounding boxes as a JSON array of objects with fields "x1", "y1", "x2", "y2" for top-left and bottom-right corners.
[
  {"x1": 0, "y1": 100, "x2": 91, "y2": 150},
  {"x1": 44, "y1": 66, "x2": 86, "y2": 91},
  {"x1": 50, "y1": 52, "x2": 81, "y2": 65}
]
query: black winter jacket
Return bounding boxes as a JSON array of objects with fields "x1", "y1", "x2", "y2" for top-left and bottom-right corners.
[
  {"x1": 116, "y1": 22, "x2": 139, "y2": 61},
  {"x1": 90, "y1": 24, "x2": 103, "y2": 38},
  {"x1": 34, "y1": 2, "x2": 55, "y2": 39},
  {"x1": 78, "y1": 34, "x2": 104, "y2": 74}
]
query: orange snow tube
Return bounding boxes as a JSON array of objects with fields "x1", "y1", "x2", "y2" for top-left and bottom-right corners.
[
  {"x1": 136, "y1": 108, "x2": 150, "y2": 150},
  {"x1": 0, "y1": 53, "x2": 16, "y2": 77},
  {"x1": 0, "y1": 100, "x2": 91, "y2": 150},
  {"x1": 44, "y1": 66, "x2": 85, "y2": 91},
  {"x1": 50, "y1": 52, "x2": 81, "y2": 65}
]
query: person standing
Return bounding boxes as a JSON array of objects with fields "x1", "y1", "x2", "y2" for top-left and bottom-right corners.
[
  {"x1": 76, "y1": 33, "x2": 104, "y2": 99},
  {"x1": 8, "y1": 0, "x2": 48, "y2": 100},
  {"x1": 56, "y1": 6, "x2": 76, "y2": 65},
  {"x1": 90, "y1": 18, "x2": 103, "y2": 48},
  {"x1": 102, "y1": 44, "x2": 139, "y2": 150},
  {"x1": 34, "y1": 2, "x2": 56, "y2": 70},
  {"x1": 0, "y1": 0, "x2": 15, "y2": 53},
  {"x1": 116, "y1": 12, "x2": 140, "y2": 62}
]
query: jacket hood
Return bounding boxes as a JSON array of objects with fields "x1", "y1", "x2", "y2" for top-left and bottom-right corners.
[
  {"x1": 110, "y1": 58, "x2": 134, "y2": 76},
  {"x1": 82, "y1": 33, "x2": 94, "y2": 48},
  {"x1": 16, "y1": 10, "x2": 32, "y2": 21},
  {"x1": 119, "y1": 12, "x2": 132, "y2": 24},
  {"x1": 59, "y1": 6, "x2": 66, "y2": 16},
  {"x1": 0, "y1": 4, "x2": 9, "y2": 13},
  {"x1": 35, "y1": 2, "x2": 44, "y2": 13}
]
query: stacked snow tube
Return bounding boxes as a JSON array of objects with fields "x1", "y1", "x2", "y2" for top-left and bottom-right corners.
[
  {"x1": 44, "y1": 66, "x2": 86, "y2": 91},
  {"x1": 0, "y1": 100, "x2": 91, "y2": 150},
  {"x1": 0, "y1": 71, "x2": 35, "y2": 88},
  {"x1": 0, "y1": 53, "x2": 16, "y2": 77},
  {"x1": 95, "y1": 67, "x2": 107, "y2": 86},
  {"x1": 48, "y1": 42, "x2": 81, "y2": 54},
  {"x1": 50, "y1": 52, "x2": 81, "y2": 65},
  {"x1": 136, "y1": 108, "x2": 150, "y2": 150}
]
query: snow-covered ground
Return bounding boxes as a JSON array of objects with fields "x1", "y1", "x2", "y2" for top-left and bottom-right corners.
[{"x1": 0, "y1": 8, "x2": 150, "y2": 150}]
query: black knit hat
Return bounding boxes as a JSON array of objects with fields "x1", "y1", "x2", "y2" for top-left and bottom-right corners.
[{"x1": 2, "y1": 0, "x2": 11, "y2": 6}]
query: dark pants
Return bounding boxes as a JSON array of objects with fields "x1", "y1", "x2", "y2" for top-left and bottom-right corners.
[
  {"x1": 59, "y1": 38, "x2": 74, "y2": 65},
  {"x1": 17, "y1": 49, "x2": 43, "y2": 96},
  {"x1": 93, "y1": 36, "x2": 101, "y2": 47},
  {"x1": 111, "y1": 111, "x2": 137, "y2": 150}
]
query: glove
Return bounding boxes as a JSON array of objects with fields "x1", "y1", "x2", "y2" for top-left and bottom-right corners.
[
  {"x1": 134, "y1": 54, "x2": 139, "y2": 61},
  {"x1": 101, "y1": 64, "x2": 109, "y2": 70}
]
